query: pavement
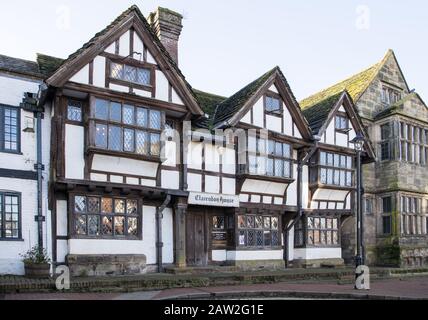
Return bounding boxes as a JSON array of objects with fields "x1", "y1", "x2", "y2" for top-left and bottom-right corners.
[{"x1": 2, "y1": 277, "x2": 428, "y2": 300}]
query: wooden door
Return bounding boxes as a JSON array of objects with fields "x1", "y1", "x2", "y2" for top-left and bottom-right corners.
[{"x1": 186, "y1": 211, "x2": 207, "y2": 266}]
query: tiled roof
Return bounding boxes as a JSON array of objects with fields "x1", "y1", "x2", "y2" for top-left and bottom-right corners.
[
  {"x1": 0, "y1": 54, "x2": 43, "y2": 78},
  {"x1": 302, "y1": 91, "x2": 344, "y2": 134},
  {"x1": 36, "y1": 54, "x2": 64, "y2": 77},
  {"x1": 193, "y1": 89, "x2": 227, "y2": 129},
  {"x1": 213, "y1": 67, "x2": 278, "y2": 126}
]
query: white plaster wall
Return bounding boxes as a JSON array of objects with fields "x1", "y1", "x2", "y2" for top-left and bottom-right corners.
[
  {"x1": 252, "y1": 97, "x2": 264, "y2": 128},
  {"x1": 161, "y1": 170, "x2": 179, "y2": 190},
  {"x1": 105, "y1": 43, "x2": 116, "y2": 54},
  {"x1": 0, "y1": 73, "x2": 40, "y2": 106},
  {"x1": 222, "y1": 147, "x2": 236, "y2": 174},
  {"x1": 56, "y1": 200, "x2": 68, "y2": 237},
  {"x1": 134, "y1": 34, "x2": 144, "y2": 58},
  {"x1": 286, "y1": 164, "x2": 299, "y2": 206},
  {"x1": 65, "y1": 124, "x2": 85, "y2": 180},
  {"x1": 239, "y1": 194, "x2": 249, "y2": 203},
  {"x1": 69, "y1": 206, "x2": 159, "y2": 265},
  {"x1": 205, "y1": 175, "x2": 220, "y2": 194},
  {"x1": 288, "y1": 227, "x2": 294, "y2": 261},
  {"x1": 134, "y1": 89, "x2": 152, "y2": 98},
  {"x1": 119, "y1": 30, "x2": 130, "y2": 57},
  {"x1": 212, "y1": 250, "x2": 227, "y2": 262},
  {"x1": 205, "y1": 144, "x2": 220, "y2": 172},
  {"x1": 294, "y1": 248, "x2": 342, "y2": 260},
  {"x1": 324, "y1": 121, "x2": 335, "y2": 145},
  {"x1": 266, "y1": 114, "x2": 282, "y2": 133},
  {"x1": 109, "y1": 83, "x2": 129, "y2": 93},
  {"x1": 187, "y1": 173, "x2": 202, "y2": 192},
  {"x1": 222, "y1": 178, "x2": 236, "y2": 195},
  {"x1": 156, "y1": 71, "x2": 169, "y2": 102},
  {"x1": 187, "y1": 142, "x2": 203, "y2": 170},
  {"x1": 302, "y1": 165, "x2": 309, "y2": 209},
  {"x1": 0, "y1": 178, "x2": 37, "y2": 275},
  {"x1": 162, "y1": 208, "x2": 174, "y2": 264},
  {"x1": 283, "y1": 108, "x2": 293, "y2": 136},
  {"x1": 92, "y1": 154, "x2": 159, "y2": 178},
  {"x1": 93, "y1": 56, "x2": 106, "y2": 88},
  {"x1": 57, "y1": 240, "x2": 68, "y2": 264},
  {"x1": 227, "y1": 250, "x2": 283, "y2": 261},
  {"x1": 293, "y1": 124, "x2": 302, "y2": 139},
  {"x1": 147, "y1": 50, "x2": 156, "y2": 65},
  {"x1": 70, "y1": 64, "x2": 89, "y2": 84},
  {"x1": 241, "y1": 110, "x2": 251, "y2": 124},
  {"x1": 171, "y1": 88, "x2": 184, "y2": 106},
  {"x1": 163, "y1": 140, "x2": 177, "y2": 166},
  {"x1": 269, "y1": 85, "x2": 279, "y2": 94},
  {"x1": 336, "y1": 132, "x2": 348, "y2": 147}
]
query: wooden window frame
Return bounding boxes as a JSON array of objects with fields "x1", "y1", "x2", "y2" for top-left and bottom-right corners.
[
  {"x1": 294, "y1": 214, "x2": 340, "y2": 249},
  {"x1": 264, "y1": 92, "x2": 283, "y2": 117},
  {"x1": 87, "y1": 95, "x2": 165, "y2": 162},
  {"x1": 104, "y1": 53, "x2": 156, "y2": 96},
  {"x1": 0, "y1": 104, "x2": 21, "y2": 155},
  {"x1": 335, "y1": 112, "x2": 350, "y2": 133},
  {"x1": 0, "y1": 192, "x2": 22, "y2": 241},
  {"x1": 236, "y1": 214, "x2": 282, "y2": 250},
  {"x1": 69, "y1": 193, "x2": 143, "y2": 240},
  {"x1": 66, "y1": 99, "x2": 85, "y2": 125},
  {"x1": 316, "y1": 150, "x2": 354, "y2": 188}
]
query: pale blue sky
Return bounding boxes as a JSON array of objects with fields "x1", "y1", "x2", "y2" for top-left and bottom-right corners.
[{"x1": 1, "y1": 1, "x2": 427, "y2": 101}]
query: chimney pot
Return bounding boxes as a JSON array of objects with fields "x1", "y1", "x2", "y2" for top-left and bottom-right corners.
[{"x1": 148, "y1": 7, "x2": 183, "y2": 65}]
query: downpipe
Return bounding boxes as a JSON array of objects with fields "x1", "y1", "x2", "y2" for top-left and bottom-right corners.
[{"x1": 35, "y1": 111, "x2": 45, "y2": 255}]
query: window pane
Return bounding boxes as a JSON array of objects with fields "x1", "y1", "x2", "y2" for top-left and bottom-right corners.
[
  {"x1": 255, "y1": 216, "x2": 263, "y2": 229},
  {"x1": 275, "y1": 142, "x2": 282, "y2": 156},
  {"x1": 327, "y1": 169, "x2": 334, "y2": 185},
  {"x1": 136, "y1": 131, "x2": 148, "y2": 155},
  {"x1": 95, "y1": 124, "x2": 108, "y2": 148},
  {"x1": 320, "y1": 152, "x2": 327, "y2": 166},
  {"x1": 110, "y1": 63, "x2": 123, "y2": 80},
  {"x1": 271, "y1": 217, "x2": 279, "y2": 230},
  {"x1": 102, "y1": 216, "x2": 113, "y2": 235},
  {"x1": 247, "y1": 216, "x2": 255, "y2": 228},
  {"x1": 264, "y1": 217, "x2": 271, "y2": 229},
  {"x1": 136, "y1": 68, "x2": 151, "y2": 85},
  {"x1": 150, "y1": 110, "x2": 161, "y2": 130},
  {"x1": 238, "y1": 216, "x2": 246, "y2": 229},
  {"x1": 74, "y1": 196, "x2": 86, "y2": 213},
  {"x1": 128, "y1": 217, "x2": 138, "y2": 236},
  {"x1": 122, "y1": 105, "x2": 135, "y2": 125},
  {"x1": 127, "y1": 200, "x2": 138, "y2": 215},
  {"x1": 124, "y1": 129, "x2": 135, "y2": 152},
  {"x1": 320, "y1": 168, "x2": 327, "y2": 184},
  {"x1": 88, "y1": 215, "x2": 100, "y2": 236},
  {"x1": 346, "y1": 172, "x2": 353, "y2": 187},
  {"x1": 264, "y1": 230, "x2": 271, "y2": 246},
  {"x1": 114, "y1": 216, "x2": 125, "y2": 236},
  {"x1": 266, "y1": 96, "x2": 281, "y2": 112},
  {"x1": 95, "y1": 99, "x2": 109, "y2": 120},
  {"x1": 124, "y1": 65, "x2": 137, "y2": 83},
  {"x1": 87, "y1": 197, "x2": 100, "y2": 213},
  {"x1": 284, "y1": 161, "x2": 291, "y2": 178},
  {"x1": 136, "y1": 108, "x2": 148, "y2": 127},
  {"x1": 75, "y1": 215, "x2": 87, "y2": 235},
  {"x1": 268, "y1": 140, "x2": 275, "y2": 155},
  {"x1": 327, "y1": 153, "x2": 334, "y2": 166},
  {"x1": 275, "y1": 159, "x2": 284, "y2": 177},
  {"x1": 115, "y1": 199, "x2": 125, "y2": 214},
  {"x1": 108, "y1": 126, "x2": 123, "y2": 151},
  {"x1": 67, "y1": 101, "x2": 82, "y2": 122},
  {"x1": 101, "y1": 198, "x2": 113, "y2": 213},
  {"x1": 266, "y1": 159, "x2": 274, "y2": 176},
  {"x1": 4, "y1": 108, "x2": 19, "y2": 151},
  {"x1": 110, "y1": 102, "x2": 122, "y2": 122},
  {"x1": 150, "y1": 133, "x2": 161, "y2": 156}
]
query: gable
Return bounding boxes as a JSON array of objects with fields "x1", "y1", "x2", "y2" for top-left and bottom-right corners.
[
  {"x1": 240, "y1": 83, "x2": 305, "y2": 139},
  {"x1": 47, "y1": 6, "x2": 203, "y2": 116}
]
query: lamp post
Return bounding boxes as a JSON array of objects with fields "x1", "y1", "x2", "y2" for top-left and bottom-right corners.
[{"x1": 350, "y1": 133, "x2": 365, "y2": 268}]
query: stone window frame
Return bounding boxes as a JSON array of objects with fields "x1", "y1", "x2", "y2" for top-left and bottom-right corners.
[
  {"x1": 0, "y1": 104, "x2": 21, "y2": 154},
  {"x1": 399, "y1": 121, "x2": 428, "y2": 166},
  {"x1": 400, "y1": 195, "x2": 427, "y2": 236},
  {"x1": 381, "y1": 195, "x2": 393, "y2": 236},
  {"x1": 379, "y1": 122, "x2": 394, "y2": 161},
  {"x1": 381, "y1": 84, "x2": 401, "y2": 105},
  {"x1": 0, "y1": 192, "x2": 22, "y2": 241},
  {"x1": 69, "y1": 193, "x2": 143, "y2": 241}
]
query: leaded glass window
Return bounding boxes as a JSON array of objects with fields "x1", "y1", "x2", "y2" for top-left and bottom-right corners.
[
  {"x1": 237, "y1": 214, "x2": 280, "y2": 248},
  {"x1": 67, "y1": 100, "x2": 83, "y2": 122},
  {"x1": 265, "y1": 94, "x2": 282, "y2": 114},
  {"x1": 72, "y1": 195, "x2": 140, "y2": 239},
  {"x1": 110, "y1": 62, "x2": 151, "y2": 86},
  {"x1": 319, "y1": 151, "x2": 353, "y2": 187},
  {"x1": 306, "y1": 216, "x2": 340, "y2": 247},
  {"x1": 92, "y1": 99, "x2": 163, "y2": 157},
  {"x1": 0, "y1": 193, "x2": 21, "y2": 239}
]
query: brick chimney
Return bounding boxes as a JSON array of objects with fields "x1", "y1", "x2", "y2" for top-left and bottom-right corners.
[{"x1": 148, "y1": 7, "x2": 183, "y2": 65}]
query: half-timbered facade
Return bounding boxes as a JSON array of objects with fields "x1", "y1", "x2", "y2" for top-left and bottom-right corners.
[{"x1": 0, "y1": 5, "x2": 379, "y2": 275}]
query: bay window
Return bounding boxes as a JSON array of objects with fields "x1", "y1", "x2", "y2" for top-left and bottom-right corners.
[
  {"x1": 247, "y1": 135, "x2": 293, "y2": 179},
  {"x1": 319, "y1": 151, "x2": 353, "y2": 187},
  {"x1": 238, "y1": 214, "x2": 280, "y2": 248},
  {"x1": 72, "y1": 195, "x2": 141, "y2": 239},
  {"x1": 399, "y1": 122, "x2": 428, "y2": 165},
  {"x1": 294, "y1": 215, "x2": 340, "y2": 247},
  {"x1": 91, "y1": 98, "x2": 163, "y2": 157}
]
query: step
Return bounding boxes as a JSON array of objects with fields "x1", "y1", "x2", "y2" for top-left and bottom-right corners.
[{"x1": 164, "y1": 266, "x2": 239, "y2": 275}]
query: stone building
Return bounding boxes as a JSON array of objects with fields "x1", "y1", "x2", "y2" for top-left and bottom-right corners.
[{"x1": 301, "y1": 50, "x2": 428, "y2": 267}]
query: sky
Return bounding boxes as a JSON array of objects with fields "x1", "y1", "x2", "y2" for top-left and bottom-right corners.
[{"x1": 0, "y1": 0, "x2": 427, "y2": 101}]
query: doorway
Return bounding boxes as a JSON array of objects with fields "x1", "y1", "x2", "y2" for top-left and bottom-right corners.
[{"x1": 186, "y1": 210, "x2": 208, "y2": 266}]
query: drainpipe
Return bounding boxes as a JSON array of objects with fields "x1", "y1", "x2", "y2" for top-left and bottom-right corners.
[
  {"x1": 35, "y1": 111, "x2": 45, "y2": 255},
  {"x1": 156, "y1": 194, "x2": 171, "y2": 273},
  {"x1": 284, "y1": 137, "x2": 320, "y2": 265}
]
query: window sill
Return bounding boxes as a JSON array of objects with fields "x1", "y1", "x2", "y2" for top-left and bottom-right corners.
[
  {"x1": 0, "y1": 150, "x2": 22, "y2": 156},
  {"x1": 238, "y1": 173, "x2": 295, "y2": 184},
  {"x1": 70, "y1": 236, "x2": 142, "y2": 241},
  {"x1": 87, "y1": 147, "x2": 162, "y2": 163},
  {"x1": 0, "y1": 238, "x2": 24, "y2": 242},
  {"x1": 236, "y1": 246, "x2": 283, "y2": 251}
]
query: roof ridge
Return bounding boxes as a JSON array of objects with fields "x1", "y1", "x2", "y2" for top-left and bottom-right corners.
[{"x1": 0, "y1": 54, "x2": 38, "y2": 65}]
